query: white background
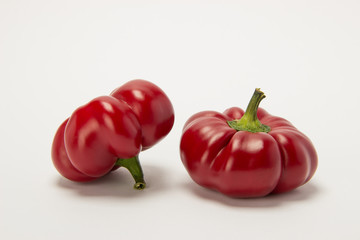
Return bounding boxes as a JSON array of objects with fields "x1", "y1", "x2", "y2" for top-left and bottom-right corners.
[{"x1": 1, "y1": 0, "x2": 360, "y2": 239}]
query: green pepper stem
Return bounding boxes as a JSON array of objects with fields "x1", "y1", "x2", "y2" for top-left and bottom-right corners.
[
  {"x1": 227, "y1": 88, "x2": 271, "y2": 133},
  {"x1": 115, "y1": 156, "x2": 146, "y2": 190}
]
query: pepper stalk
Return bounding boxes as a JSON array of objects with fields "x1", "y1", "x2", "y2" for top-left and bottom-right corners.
[
  {"x1": 115, "y1": 156, "x2": 146, "y2": 190},
  {"x1": 227, "y1": 88, "x2": 271, "y2": 133}
]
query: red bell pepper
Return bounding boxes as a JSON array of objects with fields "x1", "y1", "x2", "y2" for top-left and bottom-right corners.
[
  {"x1": 51, "y1": 79, "x2": 174, "y2": 189},
  {"x1": 180, "y1": 88, "x2": 317, "y2": 197}
]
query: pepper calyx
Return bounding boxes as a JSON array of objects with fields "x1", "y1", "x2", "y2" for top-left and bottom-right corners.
[{"x1": 227, "y1": 88, "x2": 271, "y2": 133}]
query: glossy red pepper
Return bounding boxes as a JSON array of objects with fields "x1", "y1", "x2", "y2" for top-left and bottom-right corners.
[
  {"x1": 180, "y1": 88, "x2": 317, "y2": 198},
  {"x1": 51, "y1": 79, "x2": 174, "y2": 189}
]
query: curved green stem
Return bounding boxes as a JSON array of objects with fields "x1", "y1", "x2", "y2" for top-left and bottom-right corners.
[
  {"x1": 115, "y1": 156, "x2": 146, "y2": 190},
  {"x1": 227, "y1": 88, "x2": 271, "y2": 133}
]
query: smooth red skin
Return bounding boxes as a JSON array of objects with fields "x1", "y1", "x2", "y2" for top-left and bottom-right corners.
[
  {"x1": 180, "y1": 107, "x2": 318, "y2": 198},
  {"x1": 64, "y1": 96, "x2": 142, "y2": 177},
  {"x1": 111, "y1": 79, "x2": 174, "y2": 150},
  {"x1": 52, "y1": 80, "x2": 174, "y2": 181},
  {"x1": 51, "y1": 119, "x2": 97, "y2": 182}
]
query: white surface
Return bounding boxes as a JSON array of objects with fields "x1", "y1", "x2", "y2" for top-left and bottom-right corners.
[{"x1": 1, "y1": 0, "x2": 360, "y2": 239}]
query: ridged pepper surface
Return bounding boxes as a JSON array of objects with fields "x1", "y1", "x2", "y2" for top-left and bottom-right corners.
[
  {"x1": 52, "y1": 80, "x2": 174, "y2": 189},
  {"x1": 180, "y1": 88, "x2": 317, "y2": 197}
]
